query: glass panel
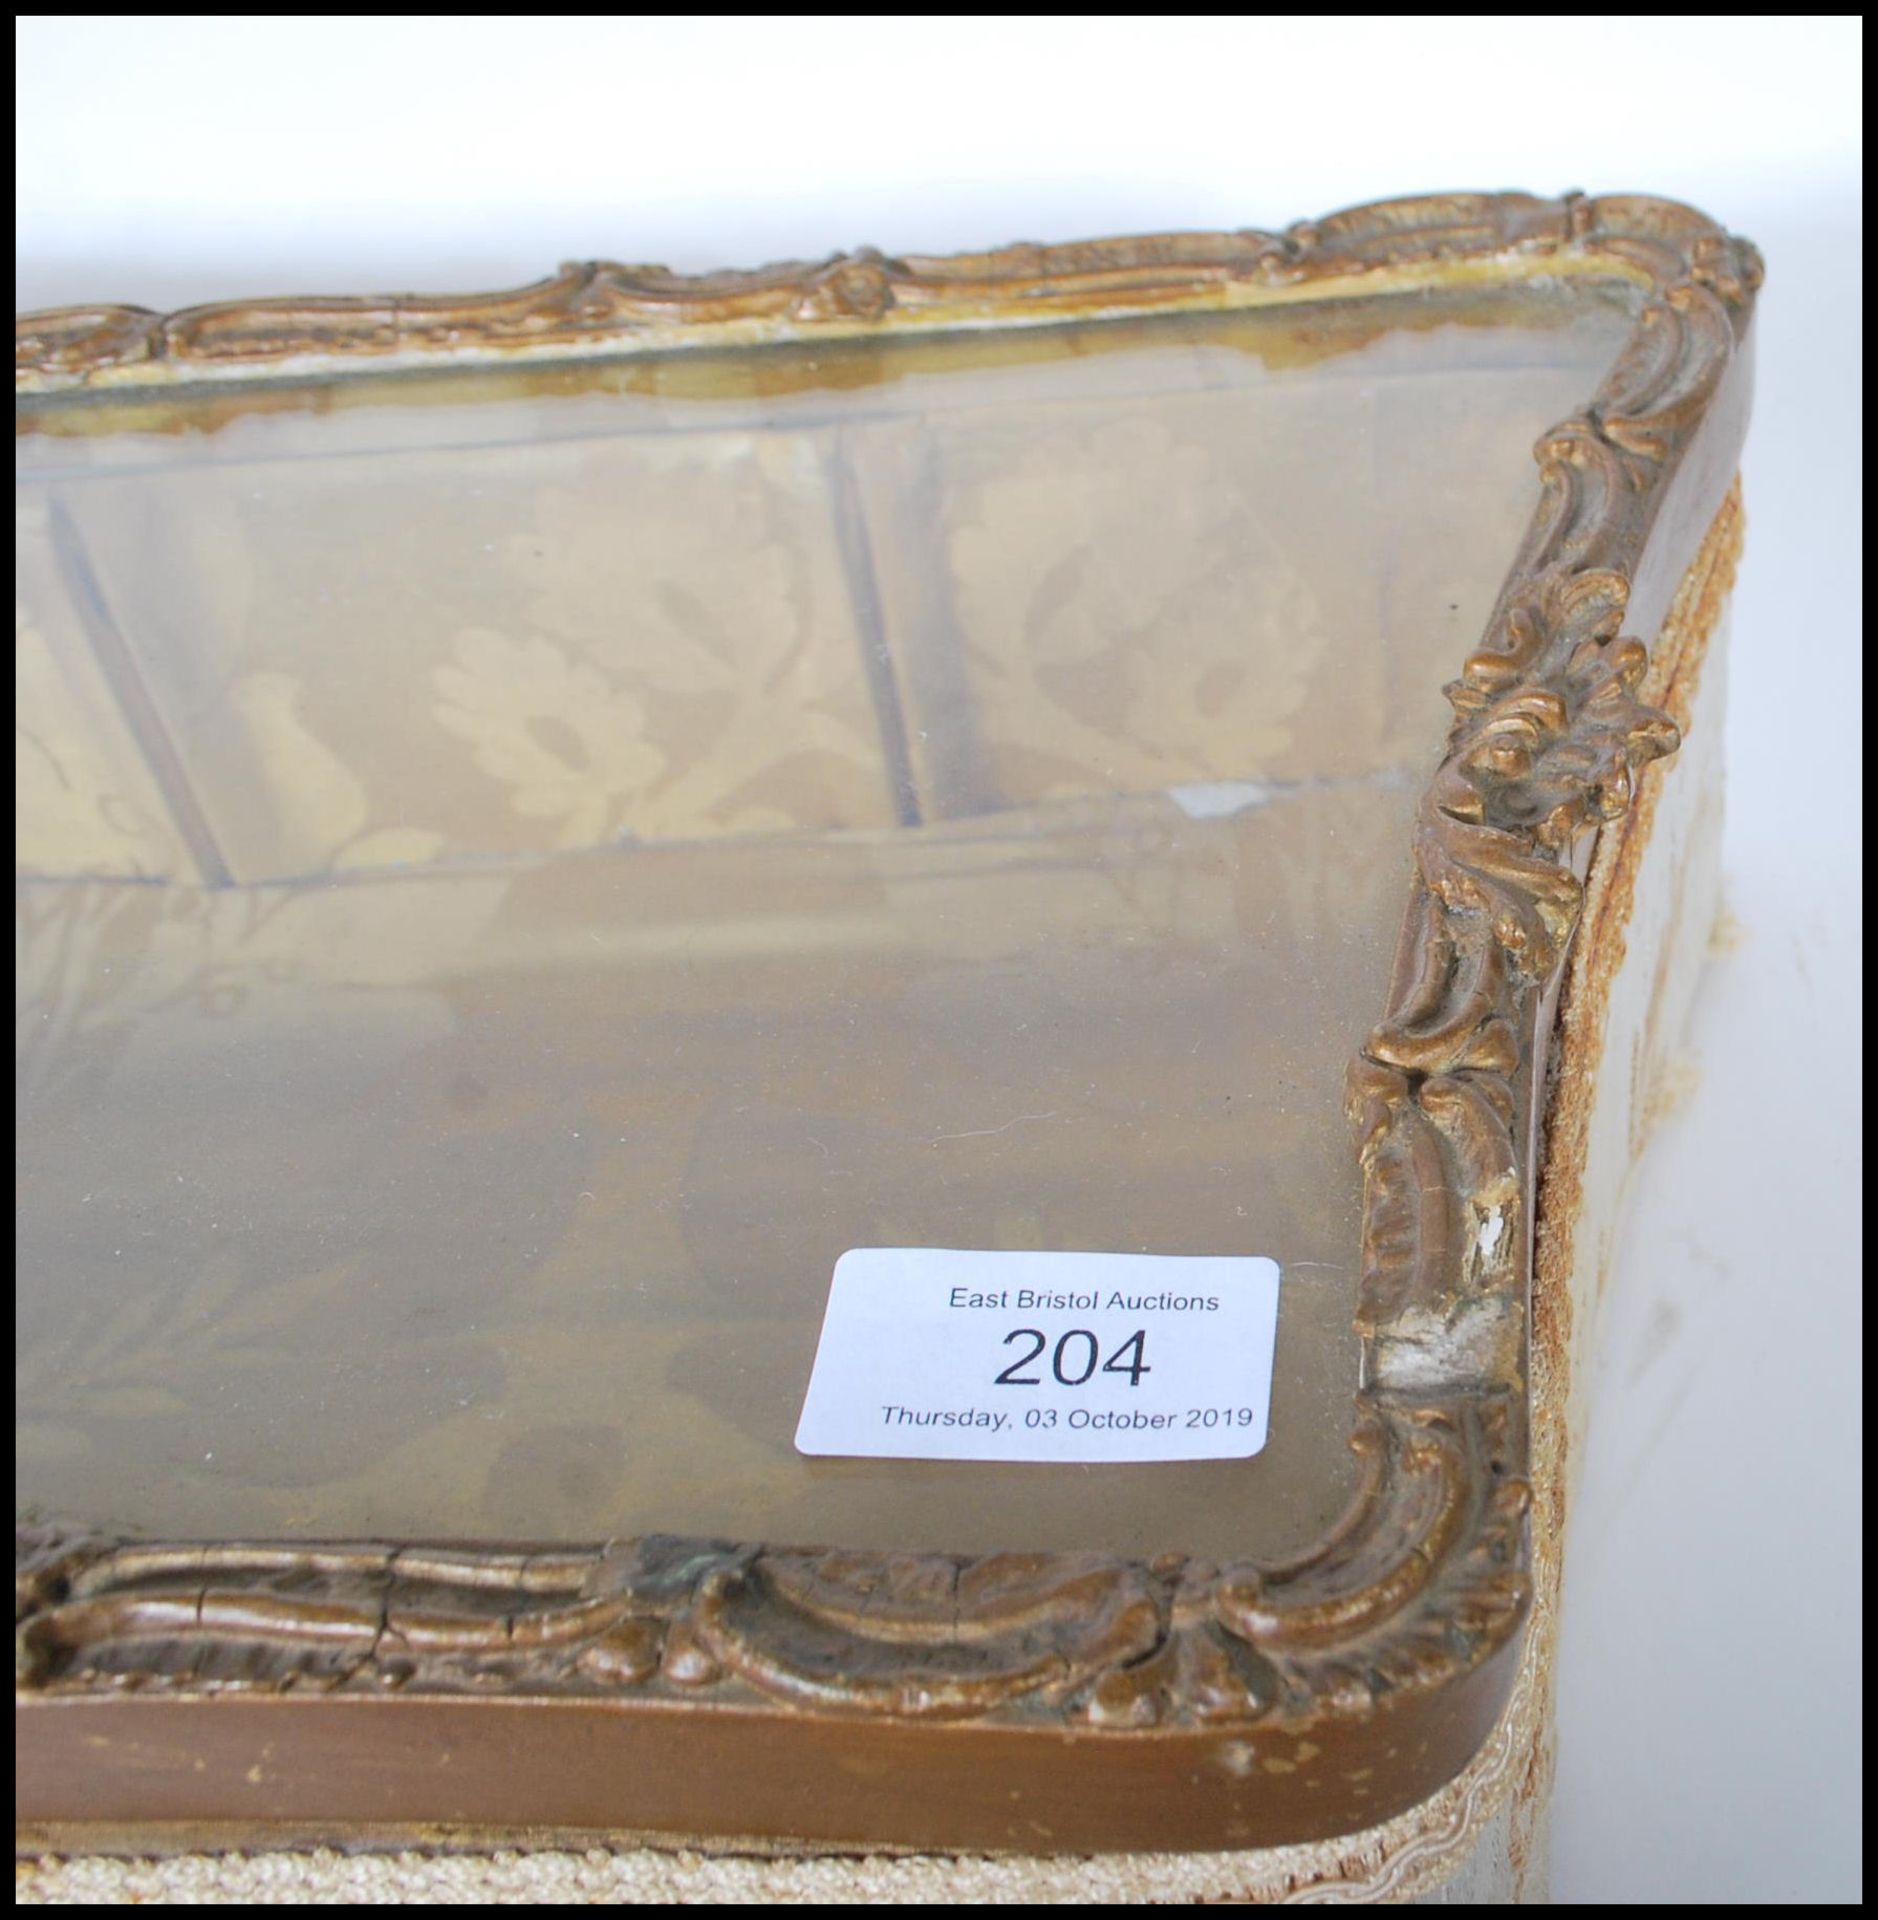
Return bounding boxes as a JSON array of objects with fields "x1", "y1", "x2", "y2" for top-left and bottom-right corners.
[{"x1": 16, "y1": 279, "x2": 1633, "y2": 1560}]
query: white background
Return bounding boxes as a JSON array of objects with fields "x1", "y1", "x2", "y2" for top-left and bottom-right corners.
[{"x1": 17, "y1": 17, "x2": 1862, "y2": 1903}]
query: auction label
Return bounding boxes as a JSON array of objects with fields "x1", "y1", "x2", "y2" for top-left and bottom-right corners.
[{"x1": 795, "y1": 1248, "x2": 1281, "y2": 1463}]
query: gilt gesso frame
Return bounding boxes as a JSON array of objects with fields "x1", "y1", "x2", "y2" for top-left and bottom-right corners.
[{"x1": 15, "y1": 192, "x2": 1760, "y2": 1854}]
